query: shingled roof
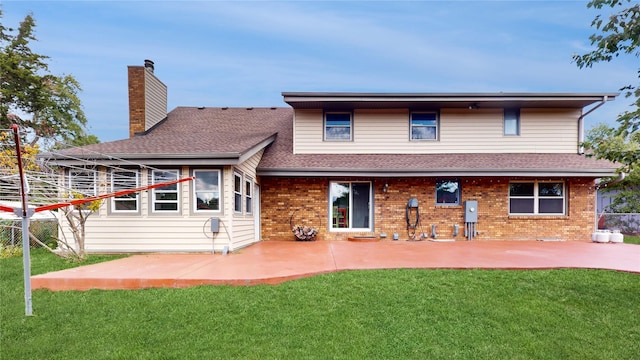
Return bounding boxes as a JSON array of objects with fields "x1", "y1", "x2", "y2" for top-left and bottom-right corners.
[
  {"x1": 50, "y1": 107, "x2": 291, "y2": 166},
  {"x1": 256, "y1": 114, "x2": 618, "y2": 177},
  {"x1": 49, "y1": 104, "x2": 618, "y2": 177}
]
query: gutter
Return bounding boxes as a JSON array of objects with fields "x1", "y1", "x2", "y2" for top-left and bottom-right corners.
[
  {"x1": 578, "y1": 95, "x2": 609, "y2": 154},
  {"x1": 595, "y1": 171, "x2": 626, "y2": 190}
]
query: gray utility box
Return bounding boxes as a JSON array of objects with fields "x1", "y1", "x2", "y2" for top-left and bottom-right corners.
[
  {"x1": 210, "y1": 217, "x2": 220, "y2": 232},
  {"x1": 464, "y1": 200, "x2": 478, "y2": 223}
]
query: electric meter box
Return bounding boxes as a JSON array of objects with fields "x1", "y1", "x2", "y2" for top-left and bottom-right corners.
[
  {"x1": 210, "y1": 217, "x2": 220, "y2": 233},
  {"x1": 464, "y1": 200, "x2": 478, "y2": 223}
]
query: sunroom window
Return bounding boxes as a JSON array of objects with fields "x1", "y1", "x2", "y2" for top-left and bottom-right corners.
[
  {"x1": 245, "y1": 178, "x2": 253, "y2": 215},
  {"x1": 69, "y1": 169, "x2": 97, "y2": 197},
  {"x1": 234, "y1": 172, "x2": 242, "y2": 213},
  {"x1": 509, "y1": 181, "x2": 565, "y2": 215},
  {"x1": 324, "y1": 113, "x2": 352, "y2": 141},
  {"x1": 330, "y1": 182, "x2": 371, "y2": 230},
  {"x1": 151, "y1": 170, "x2": 179, "y2": 212},
  {"x1": 111, "y1": 170, "x2": 139, "y2": 212},
  {"x1": 194, "y1": 170, "x2": 220, "y2": 212}
]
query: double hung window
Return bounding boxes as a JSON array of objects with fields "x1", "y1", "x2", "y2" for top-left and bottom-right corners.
[
  {"x1": 245, "y1": 178, "x2": 253, "y2": 215},
  {"x1": 324, "y1": 113, "x2": 352, "y2": 141},
  {"x1": 509, "y1": 181, "x2": 565, "y2": 215},
  {"x1": 69, "y1": 169, "x2": 97, "y2": 197},
  {"x1": 410, "y1": 112, "x2": 438, "y2": 140},
  {"x1": 234, "y1": 172, "x2": 242, "y2": 213},
  {"x1": 151, "y1": 170, "x2": 179, "y2": 212},
  {"x1": 194, "y1": 170, "x2": 220, "y2": 212},
  {"x1": 111, "y1": 170, "x2": 139, "y2": 212},
  {"x1": 330, "y1": 182, "x2": 371, "y2": 230}
]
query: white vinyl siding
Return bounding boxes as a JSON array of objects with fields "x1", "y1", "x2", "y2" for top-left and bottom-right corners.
[{"x1": 294, "y1": 108, "x2": 580, "y2": 154}]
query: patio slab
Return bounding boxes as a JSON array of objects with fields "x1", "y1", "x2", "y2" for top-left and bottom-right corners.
[{"x1": 31, "y1": 240, "x2": 640, "y2": 291}]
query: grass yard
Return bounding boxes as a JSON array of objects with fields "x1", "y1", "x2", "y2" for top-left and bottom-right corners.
[
  {"x1": 1, "y1": 250, "x2": 639, "y2": 359},
  {"x1": 625, "y1": 234, "x2": 640, "y2": 245}
]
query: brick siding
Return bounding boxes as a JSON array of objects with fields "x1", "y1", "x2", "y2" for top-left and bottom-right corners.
[
  {"x1": 259, "y1": 177, "x2": 596, "y2": 241},
  {"x1": 128, "y1": 66, "x2": 146, "y2": 137}
]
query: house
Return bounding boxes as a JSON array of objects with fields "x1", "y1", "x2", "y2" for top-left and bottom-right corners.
[{"x1": 48, "y1": 61, "x2": 619, "y2": 253}]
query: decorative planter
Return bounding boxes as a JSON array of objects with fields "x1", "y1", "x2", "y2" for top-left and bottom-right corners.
[{"x1": 290, "y1": 207, "x2": 321, "y2": 241}]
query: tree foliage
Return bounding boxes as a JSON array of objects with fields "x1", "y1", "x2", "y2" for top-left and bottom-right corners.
[
  {"x1": 0, "y1": 10, "x2": 98, "y2": 148},
  {"x1": 574, "y1": 0, "x2": 640, "y2": 212}
]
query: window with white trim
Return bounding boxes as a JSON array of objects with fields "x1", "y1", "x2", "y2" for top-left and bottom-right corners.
[
  {"x1": 509, "y1": 181, "x2": 565, "y2": 215},
  {"x1": 111, "y1": 170, "x2": 139, "y2": 212},
  {"x1": 69, "y1": 169, "x2": 97, "y2": 197},
  {"x1": 151, "y1": 170, "x2": 179, "y2": 212},
  {"x1": 330, "y1": 181, "x2": 372, "y2": 230},
  {"x1": 194, "y1": 170, "x2": 220, "y2": 212},
  {"x1": 504, "y1": 109, "x2": 520, "y2": 136},
  {"x1": 234, "y1": 172, "x2": 242, "y2": 213},
  {"x1": 411, "y1": 112, "x2": 438, "y2": 140},
  {"x1": 245, "y1": 178, "x2": 253, "y2": 215},
  {"x1": 324, "y1": 112, "x2": 352, "y2": 141}
]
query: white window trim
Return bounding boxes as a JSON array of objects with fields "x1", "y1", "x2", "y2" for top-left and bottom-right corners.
[
  {"x1": 324, "y1": 112, "x2": 353, "y2": 141},
  {"x1": 193, "y1": 169, "x2": 222, "y2": 213},
  {"x1": 151, "y1": 169, "x2": 180, "y2": 213},
  {"x1": 245, "y1": 177, "x2": 253, "y2": 215},
  {"x1": 509, "y1": 180, "x2": 565, "y2": 215},
  {"x1": 504, "y1": 108, "x2": 520, "y2": 136},
  {"x1": 111, "y1": 170, "x2": 139, "y2": 213},
  {"x1": 68, "y1": 169, "x2": 97, "y2": 197},
  {"x1": 329, "y1": 181, "x2": 372, "y2": 232},
  {"x1": 410, "y1": 111, "x2": 439, "y2": 141},
  {"x1": 233, "y1": 172, "x2": 243, "y2": 214}
]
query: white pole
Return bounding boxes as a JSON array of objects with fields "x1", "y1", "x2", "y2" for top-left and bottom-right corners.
[{"x1": 21, "y1": 211, "x2": 32, "y2": 316}]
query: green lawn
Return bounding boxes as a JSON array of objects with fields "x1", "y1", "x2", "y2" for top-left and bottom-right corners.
[
  {"x1": 1, "y1": 250, "x2": 639, "y2": 360},
  {"x1": 625, "y1": 234, "x2": 640, "y2": 244}
]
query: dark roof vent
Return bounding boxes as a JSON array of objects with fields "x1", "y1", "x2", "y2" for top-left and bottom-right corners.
[
  {"x1": 197, "y1": 106, "x2": 205, "y2": 110},
  {"x1": 222, "y1": 107, "x2": 228, "y2": 110},
  {"x1": 246, "y1": 107, "x2": 254, "y2": 110}
]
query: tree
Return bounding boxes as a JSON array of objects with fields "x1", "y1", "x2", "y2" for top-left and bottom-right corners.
[
  {"x1": 574, "y1": 0, "x2": 640, "y2": 213},
  {"x1": 0, "y1": 10, "x2": 98, "y2": 148}
]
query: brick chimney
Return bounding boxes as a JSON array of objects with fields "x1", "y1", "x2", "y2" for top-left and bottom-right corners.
[{"x1": 128, "y1": 59, "x2": 167, "y2": 137}]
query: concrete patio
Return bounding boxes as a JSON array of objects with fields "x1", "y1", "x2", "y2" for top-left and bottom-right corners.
[{"x1": 31, "y1": 240, "x2": 640, "y2": 291}]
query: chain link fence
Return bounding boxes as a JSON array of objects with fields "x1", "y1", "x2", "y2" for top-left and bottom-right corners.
[
  {"x1": 597, "y1": 213, "x2": 640, "y2": 235},
  {"x1": 0, "y1": 219, "x2": 58, "y2": 257}
]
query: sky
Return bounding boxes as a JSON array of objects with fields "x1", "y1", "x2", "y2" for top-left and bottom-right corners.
[{"x1": 2, "y1": 0, "x2": 637, "y2": 142}]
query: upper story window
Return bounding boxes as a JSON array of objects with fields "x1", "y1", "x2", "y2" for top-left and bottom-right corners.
[
  {"x1": 436, "y1": 179, "x2": 460, "y2": 206},
  {"x1": 194, "y1": 170, "x2": 220, "y2": 212},
  {"x1": 509, "y1": 181, "x2": 565, "y2": 215},
  {"x1": 504, "y1": 109, "x2": 520, "y2": 136},
  {"x1": 234, "y1": 172, "x2": 243, "y2": 213},
  {"x1": 111, "y1": 170, "x2": 139, "y2": 212},
  {"x1": 411, "y1": 112, "x2": 438, "y2": 140},
  {"x1": 151, "y1": 170, "x2": 179, "y2": 212},
  {"x1": 324, "y1": 112, "x2": 352, "y2": 141}
]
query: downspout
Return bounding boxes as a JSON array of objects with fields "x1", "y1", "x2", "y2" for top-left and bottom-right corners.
[{"x1": 578, "y1": 95, "x2": 608, "y2": 154}]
